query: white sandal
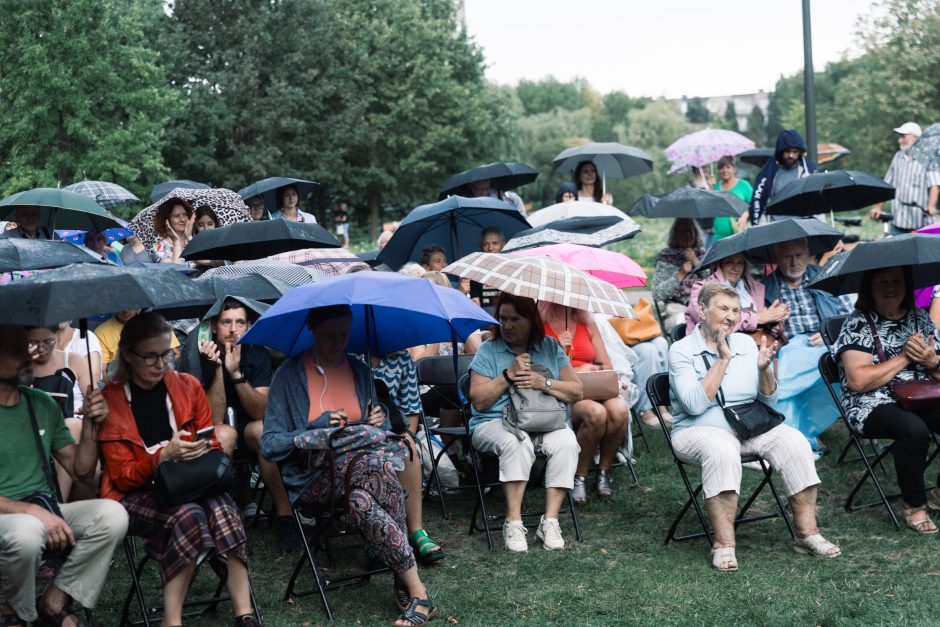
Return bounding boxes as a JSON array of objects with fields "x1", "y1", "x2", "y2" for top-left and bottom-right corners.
[
  {"x1": 710, "y1": 546, "x2": 737, "y2": 571},
  {"x1": 793, "y1": 534, "x2": 841, "y2": 558}
]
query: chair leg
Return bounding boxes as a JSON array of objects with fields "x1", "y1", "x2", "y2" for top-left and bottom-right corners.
[
  {"x1": 760, "y1": 462, "x2": 796, "y2": 540},
  {"x1": 121, "y1": 539, "x2": 151, "y2": 627},
  {"x1": 282, "y1": 508, "x2": 333, "y2": 621},
  {"x1": 566, "y1": 491, "x2": 583, "y2": 542},
  {"x1": 466, "y1": 452, "x2": 495, "y2": 550},
  {"x1": 632, "y1": 412, "x2": 652, "y2": 453},
  {"x1": 420, "y1": 413, "x2": 450, "y2": 521},
  {"x1": 845, "y1": 438, "x2": 901, "y2": 530}
]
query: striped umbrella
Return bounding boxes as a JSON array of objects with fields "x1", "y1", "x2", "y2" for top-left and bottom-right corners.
[
  {"x1": 266, "y1": 247, "x2": 371, "y2": 276},
  {"x1": 201, "y1": 261, "x2": 328, "y2": 287}
]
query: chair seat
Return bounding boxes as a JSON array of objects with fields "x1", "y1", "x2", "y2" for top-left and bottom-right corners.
[
  {"x1": 740, "y1": 453, "x2": 762, "y2": 464},
  {"x1": 430, "y1": 426, "x2": 468, "y2": 437}
]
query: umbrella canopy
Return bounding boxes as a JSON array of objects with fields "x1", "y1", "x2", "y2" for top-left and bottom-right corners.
[
  {"x1": 738, "y1": 147, "x2": 775, "y2": 167},
  {"x1": 628, "y1": 187, "x2": 747, "y2": 219},
  {"x1": 738, "y1": 144, "x2": 851, "y2": 168},
  {"x1": 501, "y1": 215, "x2": 641, "y2": 252},
  {"x1": 237, "y1": 177, "x2": 319, "y2": 214},
  {"x1": 526, "y1": 200, "x2": 630, "y2": 227},
  {"x1": 56, "y1": 217, "x2": 134, "y2": 245},
  {"x1": 0, "y1": 238, "x2": 107, "y2": 273},
  {"x1": 766, "y1": 170, "x2": 895, "y2": 217},
  {"x1": 510, "y1": 243, "x2": 646, "y2": 289},
  {"x1": 267, "y1": 247, "x2": 371, "y2": 276},
  {"x1": 552, "y1": 142, "x2": 653, "y2": 179},
  {"x1": 201, "y1": 261, "x2": 328, "y2": 287},
  {"x1": 129, "y1": 188, "x2": 251, "y2": 250},
  {"x1": 914, "y1": 223, "x2": 940, "y2": 306},
  {"x1": 149, "y1": 180, "x2": 209, "y2": 204},
  {"x1": 439, "y1": 162, "x2": 538, "y2": 199},
  {"x1": 157, "y1": 273, "x2": 293, "y2": 320},
  {"x1": 376, "y1": 196, "x2": 531, "y2": 271},
  {"x1": 444, "y1": 252, "x2": 636, "y2": 318},
  {"x1": 909, "y1": 123, "x2": 940, "y2": 171},
  {"x1": 0, "y1": 264, "x2": 210, "y2": 326},
  {"x1": 63, "y1": 181, "x2": 139, "y2": 210},
  {"x1": 808, "y1": 234, "x2": 940, "y2": 294},
  {"x1": 240, "y1": 272, "x2": 497, "y2": 356},
  {"x1": 182, "y1": 219, "x2": 340, "y2": 261},
  {"x1": 202, "y1": 295, "x2": 269, "y2": 323},
  {"x1": 664, "y1": 128, "x2": 755, "y2": 168},
  {"x1": 696, "y1": 218, "x2": 844, "y2": 268},
  {"x1": 0, "y1": 188, "x2": 124, "y2": 232}
]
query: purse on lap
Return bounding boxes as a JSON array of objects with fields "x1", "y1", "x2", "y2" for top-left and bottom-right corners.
[
  {"x1": 576, "y1": 369, "x2": 620, "y2": 401},
  {"x1": 153, "y1": 448, "x2": 234, "y2": 506},
  {"x1": 702, "y1": 355, "x2": 784, "y2": 440},
  {"x1": 502, "y1": 364, "x2": 568, "y2": 440},
  {"x1": 863, "y1": 311, "x2": 940, "y2": 412}
]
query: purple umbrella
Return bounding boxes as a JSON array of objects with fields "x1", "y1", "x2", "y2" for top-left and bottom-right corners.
[
  {"x1": 914, "y1": 223, "x2": 940, "y2": 306},
  {"x1": 664, "y1": 128, "x2": 755, "y2": 168}
]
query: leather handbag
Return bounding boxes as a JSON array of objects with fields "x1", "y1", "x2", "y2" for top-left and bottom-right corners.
[
  {"x1": 864, "y1": 312, "x2": 940, "y2": 412},
  {"x1": 702, "y1": 355, "x2": 784, "y2": 439},
  {"x1": 576, "y1": 370, "x2": 620, "y2": 401},
  {"x1": 502, "y1": 364, "x2": 568, "y2": 441},
  {"x1": 608, "y1": 298, "x2": 662, "y2": 345},
  {"x1": 153, "y1": 448, "x2": 234, "y2": 506}
]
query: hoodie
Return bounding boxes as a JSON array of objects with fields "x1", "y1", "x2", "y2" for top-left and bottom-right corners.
[{"x1": 751, "y1": 129, "x2": 819, "y2": 224}]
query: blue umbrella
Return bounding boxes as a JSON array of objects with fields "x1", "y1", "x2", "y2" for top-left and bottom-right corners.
[
  {"x1": 55, "y1": 218, "x2": 134, "y2": 245},
  {"x1": 239, "y1": 272, "x2": 496, "y2": 356},
  {"x1": 237, "y1": 177, "x2": 319, "y2": 214},
  {"x1": 376, "y1": 196, "x2": 531, "y2": 270},
  {"x1": 149, "y1": 179, "x2": 209, "y2": 203}
]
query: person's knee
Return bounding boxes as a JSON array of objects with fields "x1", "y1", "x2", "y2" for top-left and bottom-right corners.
[
  {"x1": 896, "y1": 414, "x2": 931, "y2": 444},
  {"x1": 2, "y1": 515, "x2": 46, "y2": 558},
  {"x1": 243, "y1": 421, "x2": 262, "y2": 450},
  {"x1": 575, "y1": 401, "x2": 607, "y2": 430},
  {"x1": 215, "y1": 424, "x2": 237, "y2": 456},
  {"x1": 92, "y1": 499, "x2": 130, "y2": 540}
]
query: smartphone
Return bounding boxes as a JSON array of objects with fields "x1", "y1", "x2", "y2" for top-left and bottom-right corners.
[{"x1": 195, "y1": 426, "x2": 215, "y2": 441}]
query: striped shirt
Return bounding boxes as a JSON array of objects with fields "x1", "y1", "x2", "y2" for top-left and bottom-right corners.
[{"x1": 883, "y1": 150, "x2": 940, "y2": 230}]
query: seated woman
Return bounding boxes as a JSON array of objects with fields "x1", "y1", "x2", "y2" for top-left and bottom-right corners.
[
  {"x1": 152, "y1": 198, "x2": 194, "y2": 264},
  {"x1": 468, "y1": 294, "x2": 583, "y2": 552},
  {"x1": 539, "y1": 302, "x2": 628, "y2": 503},
  {"x1": 685, "y1": 253, "x2": 789, "y2": 337},
  {"x1": 573, "y1": 161, "x2": 613, "y2": 205},
  {"x1": 98, "y1": 312, "x2": 260, "y2": 627},
  {"x1": 835, "y1": 266, "x2": 940, "y2": 533},
  {"x1": 669, "y1": 283, "x2": 840, "y2": 571},
  {"x1": 261, "y1": 305, "x2": 436, "y2": 626},
  {"x1": 191, "y1": 205, "x2": 225, "y2": 272},
  {"x1": 651, "y1": 218, "x2": 707, "y2": 329}
]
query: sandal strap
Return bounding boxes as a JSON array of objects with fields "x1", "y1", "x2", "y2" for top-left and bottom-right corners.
[
  {"x1": 37, "y1": 603, "x2": 86, "y2": 627},
  {"x1": 409, "y1": 530, "x2": 441, "y2": 555},
  {"x1": 397, "y1": 597, "x2": 435, "y2": 626}
]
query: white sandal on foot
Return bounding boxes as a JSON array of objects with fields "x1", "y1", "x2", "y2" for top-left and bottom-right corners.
[
  {"x1": 793, "y1": 533, "x2": 841, "y2": 558},
  {"x1": 710, "y1": 546, "x2": 737, "y2": 571}
]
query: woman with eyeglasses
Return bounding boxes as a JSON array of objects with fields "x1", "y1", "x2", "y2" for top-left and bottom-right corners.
[{"x1": 98, "y1": 312, "x2": 261, "y2": 627}]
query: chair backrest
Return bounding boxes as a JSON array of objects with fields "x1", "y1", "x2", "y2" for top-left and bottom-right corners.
[
  {"x1": 670, "y1": 323, "x2": 687, "y2": 343},
  {"x1": 645, "y1": 372, "x2": 677, "y2": 447},
  {"x1": 457, "y1": 373, "x2": 471, "y2": 408},
  {"x1": 821, "y1": 314, "x2": 848, "y2": 351},
  {"x1": 817, "y1": 351, "x2": 853, "y2": 430},
  {"x1": 416, "y1": 354, "x2": 474, "y2": 387}
]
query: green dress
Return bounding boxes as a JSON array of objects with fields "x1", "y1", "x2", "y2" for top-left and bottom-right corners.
[{"x1": 712, "y1": 179, "x2": 754, "y2": 240}]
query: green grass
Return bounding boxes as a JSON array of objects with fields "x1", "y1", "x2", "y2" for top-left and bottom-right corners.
[{"x1": 88, "y1": 418, "x2": 940, "y2": 627}]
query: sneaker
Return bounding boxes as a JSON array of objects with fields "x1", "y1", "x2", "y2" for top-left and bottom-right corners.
[
  {"x1": 243, "y1": 502, "x2": 260, "y2": 518},
  {"x1": 595, "y1": 470, "x2": 613, "y2": 498},
  {"x1": 275, "y1": 516, "x2": 304, "y2": 554},
  {"x1": 502, "y1": 520, "x2": 528, "y2": 552},
  {"x1": 571, "y1": 475, "x2": 588, "y2": 504},
  {"x1": 234, "y1": 613, "x2": 262, "y2": 627},
  {"x1": 536, "y1": 516, "x2": 565, "y2": 550}
]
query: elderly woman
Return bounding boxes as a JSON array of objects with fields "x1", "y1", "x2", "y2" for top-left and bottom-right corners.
[
  {"x1": 152, "y1": 198, "x2": 194, "y2": 264},
  {"x1": 652, "y1": 218, "x2": 707, "y2": 329},
  {"x1": 684, "y1": 253, "x2": 789, "y2": 336},
  {"x1": 98, "y1": 313, "x2": 260, "y2": 627},
  {"x1": 669, "y1": 283, "x2": 840, "y2": 571},
  {"x1": 261, "y1": 305, "x2": 436, "y2": 626},
  {"x1": 468, "y1": 293, "x2": 583, "y2": 552},
  {"x1": 539, "y1": 302, "x2": 628, "y2": 503},
  {"x1": 835, "y1": 266, "x2": 940, "y2": 534}
]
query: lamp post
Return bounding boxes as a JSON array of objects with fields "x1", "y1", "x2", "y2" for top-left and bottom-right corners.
[{"x1": 802, "y1": 0, "x2": 818, "y2": 163}]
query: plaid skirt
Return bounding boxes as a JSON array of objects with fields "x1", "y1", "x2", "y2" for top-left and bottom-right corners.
[{"x1": 121, "y1": 489, "x2": 248, "y2": 583}]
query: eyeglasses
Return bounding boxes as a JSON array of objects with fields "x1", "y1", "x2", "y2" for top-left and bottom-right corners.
[
  {"x1": 28, "y1": 339, "x2": 57, "y2": 349},
  {"x1": 130, "y1": 349, "x2": 175, "y2": 366},
  {"x1": 217, "y1": 319, "x2": 248, "y2": 328}
]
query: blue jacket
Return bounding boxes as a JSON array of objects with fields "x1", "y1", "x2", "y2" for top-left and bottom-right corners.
[
  {"x1": 260, "y1": 354, "x2": 386, "y2": 504},
  {"x1": 762, "y1": 264, "x2": 850, "y2": 325},
  {"x1": 751, "y1": 129, "x2": 819, "y2": 224}
]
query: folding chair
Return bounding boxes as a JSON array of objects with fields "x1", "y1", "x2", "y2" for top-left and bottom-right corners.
[
  {"x1": 645, "y1": 373, "x2": 795, "y2": 546},
  {"x1": 670, "y1": 323, "x2": 687, "y2": 344},
  {"x1": 631, "y1": 408, "x2": 652, "y2": 453},
  {"x1": 459, "y1": 374, "x2": 583, "y2": 548},
  {"x1": 652, "y1": 299, "x2": 669, "y2": 343},
  {"x1": 120, "y1": 535, "x2": 262, "y2": 626}
]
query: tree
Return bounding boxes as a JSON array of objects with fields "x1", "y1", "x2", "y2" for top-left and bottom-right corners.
[
  {"x1": 685, "y1": 97, "x2": 711, "y2": 124},
  {"x1": 515, "y1": 76, "x2": 591, "y2": 116},
  {"x1": 723, "y1": 101, "x2": 739, "y2": 132},
  {"x1": 0, "y1": 0, "x2": 177, "y2": 201},
  {"x1": 745, "y1": 105, "x2": 766, "y2": 146}
]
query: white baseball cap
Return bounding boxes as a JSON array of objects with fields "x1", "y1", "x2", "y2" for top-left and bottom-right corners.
[{"x1": 893, "y1": 122, "x2": 922, "y2": 136}]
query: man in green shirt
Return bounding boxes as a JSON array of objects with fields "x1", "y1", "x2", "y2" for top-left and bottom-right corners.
[{"x1": 0, "y1": 325, "x2": 128, "y2": 627}]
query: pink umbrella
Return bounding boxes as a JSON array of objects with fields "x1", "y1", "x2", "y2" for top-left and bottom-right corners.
[
  {"x1": 914, "y1": 224, "x2": 940, "y2": 306},
  {"x1": 664, "y1": 128, "x2": 755, "y2": 168},
  {"x1": 508, "y1": 243, "x2": 646, "y2": 288}
]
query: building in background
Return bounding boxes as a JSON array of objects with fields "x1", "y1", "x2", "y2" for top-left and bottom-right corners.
[{"x1": 669, "y1": 91, "x2": 770, "y2": 132}]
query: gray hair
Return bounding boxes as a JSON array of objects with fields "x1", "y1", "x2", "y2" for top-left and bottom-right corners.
[
  {"x1": 398, "y1": 262, "x2": 425, "y2": 278},
  {"x1": 774, "y1": 237, "x2": 809, "y2": 259},
  {"x1": 698, "y1": 282, "x2": 739, "y2": 308}
]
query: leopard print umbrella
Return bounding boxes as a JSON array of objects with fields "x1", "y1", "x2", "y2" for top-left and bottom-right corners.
[{"x1": 128, "y1": 187, "x2": 250, "y2": 250}]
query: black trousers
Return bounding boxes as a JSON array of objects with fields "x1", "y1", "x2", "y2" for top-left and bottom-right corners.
[{"x1": 862, "y1": 403, "x2": 940, "y2": 507}]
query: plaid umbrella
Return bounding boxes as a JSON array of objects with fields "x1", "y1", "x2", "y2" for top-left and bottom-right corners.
[
  {"x1": 201, "y1": 260, "x2": 328, "y2": 287},
  {"x1": 266, "y1": 247, "x2": 371, "y2": 276},
  {"x1": 664, "y1": 128, "x2": 755, "y2": 168},
  {"x1": 909, "y1": 123, "x2": 940, "y2": 171},
  {"x1": 443, "y1": 252, "x2": 636, "y2": 318},
  {"x1": 63, "y1": 181, "x2": 139, "y2": 209},
  {"x1": 501, "y1": 215, "x2": 641, "y2": 252},
  {"x1": 129, "y1": 188, "x2": 250, "y2": 250}
]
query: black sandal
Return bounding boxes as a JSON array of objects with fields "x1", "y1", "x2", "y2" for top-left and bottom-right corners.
[
  {"x1": 35, "y1": 603, "x2": 89, "y2": 627},
  {"x1": 393, "y1": 596, "x2": 437, "y2": 626},
  {"x1": 393, "y1": 579, "x2": 410, "y2": 612}
]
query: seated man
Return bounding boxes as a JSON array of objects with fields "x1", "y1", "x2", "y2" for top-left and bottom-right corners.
[
  {"x1": 762, "y1": 238, "x2": 853, "y2": 452},
  {"x1": 0, "y1": 325, "x2": 128, "y2": 626},
  {"x1": 0, "y1": 207, "x2": 56, "y2": 240}
]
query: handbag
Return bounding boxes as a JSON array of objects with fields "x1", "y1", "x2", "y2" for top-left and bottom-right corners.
[
  {"x1": 863, "y1": 311, "x2": 940, "y2": 412},
  {"x1": 153, "y1": 448, "x2": 234, "y2": 506},
  {"x1": 608, "y1": 298, "x2": 662, "y2": 346},
  {"x1": 576, "y1": 370, "x2": 620, "y2": 401},
  {"x1": 702, "y1": 355, "x2": 784, "y2": 439},
  {"x1": 502, "y1": 364, "x2": 568, "y2": 441}
]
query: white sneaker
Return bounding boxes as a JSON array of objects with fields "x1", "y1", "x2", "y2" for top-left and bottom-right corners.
[
  {"x1": 536, "y1": 516, "x2": 565, "y2": 550},
  {"x1": 503, "y1": 520, "x2": 528, "y2": 552}
]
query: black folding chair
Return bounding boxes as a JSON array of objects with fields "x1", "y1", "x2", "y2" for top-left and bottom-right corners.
[
  {"x1": 670, "y1": 323, "x2": 687, "y2": 343},
  {"x1": 645, "y1": 373, "x2": 795, "y2": 546},
  {"x1": 631, "y1": 408, "x2": 652, "y2": 453},
  {"x1": 458, "y1": 374, "x2": 583, "y2": 548}
]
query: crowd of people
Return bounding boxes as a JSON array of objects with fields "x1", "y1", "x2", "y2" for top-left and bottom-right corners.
[{"x1": 1, "y1": 121, "x2": 940, "y2": 627}]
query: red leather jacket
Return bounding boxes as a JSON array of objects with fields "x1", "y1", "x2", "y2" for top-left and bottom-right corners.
[{"x1": 98, "y1": 370, "x2": 220, "y2": 501}]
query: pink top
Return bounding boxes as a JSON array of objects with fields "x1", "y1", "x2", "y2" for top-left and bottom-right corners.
[{"x1": 684, "y1": 269, "x2": 766, "y2": 335}]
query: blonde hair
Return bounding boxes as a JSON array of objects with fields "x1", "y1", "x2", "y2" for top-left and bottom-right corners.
[
  {"x1": 422, "y1": 271, "x2": 451, "y2": 289},
  {"x1": 398, "y1": 262, "x2": 425, "y2": 278}
]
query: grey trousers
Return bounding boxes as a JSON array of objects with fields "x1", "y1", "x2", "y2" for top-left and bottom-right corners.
[{"x1": 0, "y1": 499, "x2": 128, "y2": 621}]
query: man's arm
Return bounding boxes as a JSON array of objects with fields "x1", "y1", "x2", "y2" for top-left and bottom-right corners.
[{"x1": 233, "y1": 384, "x2": 269, "y2": 421}]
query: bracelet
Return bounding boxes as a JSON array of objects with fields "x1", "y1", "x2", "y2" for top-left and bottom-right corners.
[
  {"x1": 502, "y1": 369, "x2": 513, "y2": 385},
  {"x1": 931, "y1": 359, "x2": 940, "y2": 372}
]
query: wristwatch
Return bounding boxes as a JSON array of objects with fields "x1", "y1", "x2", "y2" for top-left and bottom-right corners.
[
  {"x1": 231, "y1": 376, "x2": 248, "y2": 385},
  {"x1": 544, "y1": 378, "x2": 553, "y2": 392}
]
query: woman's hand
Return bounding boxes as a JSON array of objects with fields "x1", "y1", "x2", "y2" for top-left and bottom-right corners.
[
  {"x1": 557, "y1": 330, "x2": 574, "y2": 351},
  {"x1": 366, "y1": 404, "x2": 386, "y2": 427},
  {"x1": 756, "y1": 336, "x2": 778, "y2": 370},
  {"x1": 716, "y1": 328, "x2": 732, "y2": 361},
  {"x1": 511, "y1": 368, "x2": 548, "y2": 391},
  {"x1": 685, "y1": 248, "x2": 699, "y2": 267},
  {"x1": 159, "y1": 430, "x2": 210, "y2": 463},
  {"x1": 904, "y1": 334, "x2": 939, "y2": 369},
  {"x1": 183, "y1": 213, "x2": 195, "y2": 239},
  {"x1": 508, "y1": 352, "x2": 531, "y2": 377},
  {"x1": 328, "y1": 410, "x2": 349, "y2": 428}
]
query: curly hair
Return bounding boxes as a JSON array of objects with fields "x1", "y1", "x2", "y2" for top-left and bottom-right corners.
[{"x1": 153, "y1": 198, "x2": 194, "y2": 239}]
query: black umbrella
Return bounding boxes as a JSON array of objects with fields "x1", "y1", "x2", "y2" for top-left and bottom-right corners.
[
  {"x1": 807, "y1": 234, "x2": 940, "y2": 294},
  {"x1": 439, "y1": 162, "x2": 538, "y2": 199},
  {"x1": 156, "y1": 273, "x2": 293, "y2": 320},
  {"x1": 149, "y1": 179, "x2": 209, "y2": 203},
  {"x1": 181, "y1": 220, "x2": 341, "y2": 261},
  {"x1": 0, "y1": 238, "x2": 107, "y2": 272},
  {"x1": 628, "y1": 187, "x2": 747, "y2": 219},
  {"x1": 696, "y1": 218, "x2": 844, "y2": 268},
  {"x1": 501, "y1": 215, "x2": 641, "y2": 252},
  {"x1": 765, "y1": 170, "x2": 895, "y2": 217},
  {"x1": 738, "y1": 147, "x2": 775, "y2": 167},
  {"x1": 237, "y1": 177, "x2": 319, "y2": 213}
]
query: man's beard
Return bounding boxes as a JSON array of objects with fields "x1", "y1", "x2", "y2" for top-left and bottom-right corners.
[
  {"x1": 0, "y1": 369, "x2": 33, "y2": 388},
  {"x1": 901, "y1": 144, "x2": 912, "y2": 154},
  {"x1": 780, "y1": 268, "x2": 804, "y2": 281}
]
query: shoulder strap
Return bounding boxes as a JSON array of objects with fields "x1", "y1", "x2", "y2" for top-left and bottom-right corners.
[
  {"x1": 700, "y1": 354, "x2": 726, "y2": 407},
  {"x1": 21, "y1": 387, "x2": 63, "y2": 501},
  {"x1": 862, "y1": 311, "x2": 888, "y2": 363}
]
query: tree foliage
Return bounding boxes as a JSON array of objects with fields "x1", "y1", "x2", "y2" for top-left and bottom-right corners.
[
  {"x1": 723, "y1": 101, "x2": 739, "y2": 132},
  {"x1": 685, "y1": 97, "x2": 711, "y2": 124}
]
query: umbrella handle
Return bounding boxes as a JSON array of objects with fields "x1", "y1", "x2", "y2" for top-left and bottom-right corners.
[{"x1": 80, "y1": 318, "x2": 95, "y2": 391}]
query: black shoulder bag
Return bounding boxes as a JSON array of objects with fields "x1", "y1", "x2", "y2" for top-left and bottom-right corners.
[
  {"x1": 20, "y1": 388, "x2": 65, "y2": 518},
  {"x1": 702, "y1": 354, "x2": 784, "y2": 440}
]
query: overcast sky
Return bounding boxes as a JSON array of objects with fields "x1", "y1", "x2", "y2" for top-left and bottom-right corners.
[{"x1": 463, "y1": 0, "x2": 882, "y2": 99}]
